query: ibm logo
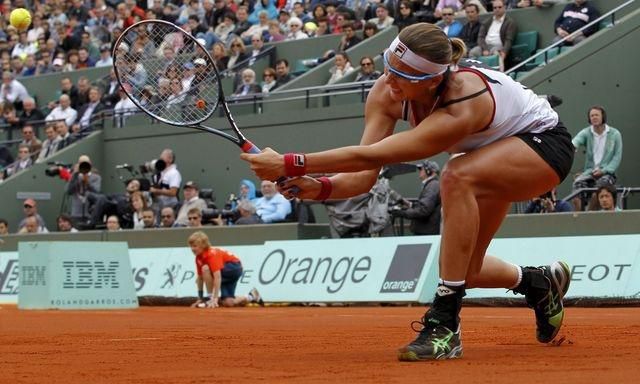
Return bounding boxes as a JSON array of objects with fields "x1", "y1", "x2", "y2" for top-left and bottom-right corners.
[{"x1": 62, "y1": 261, "x2": 120, "y2": 289}]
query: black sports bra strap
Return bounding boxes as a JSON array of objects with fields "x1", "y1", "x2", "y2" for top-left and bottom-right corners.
[{"x1": 441, "y1": 88, "x2": 489, "y2": 108}]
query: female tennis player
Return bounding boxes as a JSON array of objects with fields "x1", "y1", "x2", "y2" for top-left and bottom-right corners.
[{"x1": 241, "y1": 23, "x2": 573, "y2": 361}]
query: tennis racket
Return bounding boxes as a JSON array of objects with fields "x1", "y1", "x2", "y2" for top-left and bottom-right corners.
[{"x1": 112, "y1": 19, "x2": 260, "y2": 154}]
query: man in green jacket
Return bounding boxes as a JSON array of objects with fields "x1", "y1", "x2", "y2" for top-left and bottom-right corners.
[{"x1": 571, "y1": 106, "x2": 623, "y2": 211}]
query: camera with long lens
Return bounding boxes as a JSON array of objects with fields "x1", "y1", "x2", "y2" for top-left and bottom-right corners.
[
  {"x1": 139, "y1": 158, "x2": 166, "y2": 174},
  {"x1": 44, "y1": 161, "x2": 72, "y2": 177},
  {"x1": 78, "y1": 161, "x2": 92, "y2": 174},
  {"x1": 201, "y1": 193, "x2": 238, "y2": 223}
]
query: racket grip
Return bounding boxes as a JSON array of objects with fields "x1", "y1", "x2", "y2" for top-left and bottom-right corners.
[{"x1": 241, "y1": 141, "x2": 261, "y2": 154}]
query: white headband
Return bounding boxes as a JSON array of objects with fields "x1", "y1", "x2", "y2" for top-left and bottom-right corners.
[{"x1": 387, "y1": 37, "x2": 449, "y2": 75}]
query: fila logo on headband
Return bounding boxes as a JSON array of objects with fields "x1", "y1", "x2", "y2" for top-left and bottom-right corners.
[
  {"x1": 293, "y1": 154, "x2": 305, "y2": 167},
  {"x1": 393, "y1": 42, "x2": 408, "y2": 58}
]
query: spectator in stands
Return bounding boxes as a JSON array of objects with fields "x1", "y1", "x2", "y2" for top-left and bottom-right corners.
[
  {"x1": 18, "y1": 198, "x2": 48, "y2": 233},
  {"x1": 368, "y1": 4, "x2": 395, "y2": 30},
  {"x1": 76, "y1": 47, "x2": 95, "y2": 69},
  {"x1": 434, "y1": 0, "x2": 464, "y2": 19},
  {"x1": 130, "y1": 191, "x2": 147, "y2": 230},
  {"x1": 37, "y1": 124, "x2": 61, "y2": 163},
  {"x1": 238, "y1": 179, "x2": 257, "y2": 203},
  {"x1": 254, "y1": 180, "x2": 292, "y2": 223},
  {"x1": 248, "y1": 34, "x2": 274, "y2": 67},
  {"x1": 267, "y1": 20, "x2": 286, "y2": 42},
  {"x1": 355, "y1": 56, "x2": 382, "y2": 82},
  {"x1": 75, "y1": 77, "x2": 92, "y2": 109},
  {"x1": 141, "y1": 208, "x2": 157, "y2": 229},
  {"x1": 525, "y1": 188, "x2": 573, "y2": 213},
  {"x1": 114, "y1": 84, "x2": 137, "y2": 125},
  {"x1": 233, "y1": 68, "x2": 262, "y2": 97},
  {"x1": 362, "y1": 22, "x2": 379, "y2": 40},
  {"x1": 95, "y1": 44, "x2": 113, "y2": 67},
  {"x1": 99, "y1": 69, "x2": 120, "y2": 108},
  {"x1": 187, "y1": 207, "x2": 203, "y2": 228},
  {"x1": 4, "y1": 144, "x2": 32, "y2": 178},
  {"x1": 249, "y1": 0, "x2": 279, "y2": 25},
  {"x1": 176, "y1": 181, "x2": 208, "y2": 226},
  {"x1": 274, "y1": 59, "x2": 295, "y2": 89},
  {"x1": 439, "y1": 6, "x2": 464, "y2": 37},
  {"x1": 80, "y1": 31, "x2": 100, "y2": 62},
  {"x1": 1, "y1": 71, "x2": 29, "y2": 108},
  {"x1": 20, "y1": 124, "x2": 42, "y2": 160},
  {"x1": 75, "y1": 86, "x2": 106, "y2": 132},
  {"x1": 11, "y1": 31, "x2": 37, "y2": 60},
  {"x1": 233, "y1": 6, "x2": 252, "y2": 37},
  {"x1": 160, "y1": 207, "x2": 180, "y2": 228},
  {"x1": 46, "y1": 94, "x2": 78, "y2": 127},
  {"x1": 286, "y1": 17, "x2": 309, "y2": 40},
  {"x1": 2, "y1": 103, "x2": 21, "y2": 131},
  {"x1": 588, "y1": 184, "x2": 621, "y2": 212},
  {"x1": 293, "y1": 2, "x2": 312, "y2": 23},
  {"x1": 339, "y1": 23, "x2": 361, "y2": 52},
  {"x1": 234, "y1": 199, "x2": 263, "y2": 225},
  {"x1": 20, "y1": 55, "x2": 37, "y2": 77},
  {"x1": 151, "y1": 148, "x2": 182, "y2": 210},
  {"x1": 242, "y1": 11, "x2": 271, "y2": 42},
  {"x1": 18, "y1": 215, "x2": 47, "y2": 234},
  {"x1": 469, "y1": 0, "x2": 517, "y2": 70},
  {"x1": 56, "y1": 121, "x2": 76, "y2": 151},
  {"x1": 56, "y1": 214, "x2": 79, "y2": 233},
  {"x1": 0, "y1": 218, "x2": 8, "y2": 235},
  {"x1": 66, "y1": 155, "x2": 101, "y2": 223},
  {"x1": 571, "y1": 105, "x2": 623, "y2": 211},
  {"x1": 214, "y1": 13, "x2": 236, "y2": 43},
  {"x1": 204, "y1": 0, "x2": 227, "y2": 30},
  {"x1": 261, "y1": 67, "x2": 278, "y2": 93},
  {"x1": 460, "y1": 2, "x2": 482, "y2": 55},
  {"x1": 211, "y1": 42, "x2": 230, "y2": 71},
  {"x1": 106, "y1": 215, "x2": 122, "y2": 231},
  {"x1": 18, "y1": 97, "x2": 45, "y2": 127},
  {"x1": 327, "y1": 52, "x2": 355, "y2": 85},
  {"x1": 553, "y1": 0, "x2": 600, "y2": 46},
  {"x1": 393, "y1": 160, "x2": 442, "y2": 235},
  {"x1": 226, "y1": 36, "x2": 249, "y2": 71},
  {"x1": 395, "y1": 1, "x2": 418, "y2": 32}
]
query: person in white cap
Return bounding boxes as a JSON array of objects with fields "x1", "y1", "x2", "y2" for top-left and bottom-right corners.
[{"x1": 242, "y1": 23, "x2": 574, "y2": 361}]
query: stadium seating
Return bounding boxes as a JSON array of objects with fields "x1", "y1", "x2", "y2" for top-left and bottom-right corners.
[{"x1": 508, "y1": 31, "x2": 538, "y2": 67}]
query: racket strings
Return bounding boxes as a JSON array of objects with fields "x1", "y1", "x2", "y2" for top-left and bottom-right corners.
[{"x1": 114, "y1": 21, "x2": 220, "y2": 125}]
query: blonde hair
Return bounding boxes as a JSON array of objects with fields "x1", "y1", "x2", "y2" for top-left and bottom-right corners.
[
  {"x1": 188, "y1": 231, "x2": 211, "y2": 249},
  {"x1": 398, "y1": 23, "x2": 466, "y2": 67}
]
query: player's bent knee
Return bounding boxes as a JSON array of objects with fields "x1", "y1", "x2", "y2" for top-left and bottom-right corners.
[{"x1": 440, "y1": 164, "x2": 474, "y2": 195}]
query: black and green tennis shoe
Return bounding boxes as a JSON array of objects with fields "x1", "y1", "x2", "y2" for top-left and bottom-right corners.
[
  {"x1": 398, "y1": 323, "x2": 462, "y2": 361},
  {"x1": 517, "y1": 261, "x2": 572, "y2": 343}
]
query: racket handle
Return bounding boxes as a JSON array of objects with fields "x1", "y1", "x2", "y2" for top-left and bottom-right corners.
[{"x1": 241, "y1": 141, "x2": 261, "y2": 154}]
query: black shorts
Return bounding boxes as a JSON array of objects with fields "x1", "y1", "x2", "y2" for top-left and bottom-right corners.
[{"x1": 515, "y1": 122, "x2": 575, "y2": 182}]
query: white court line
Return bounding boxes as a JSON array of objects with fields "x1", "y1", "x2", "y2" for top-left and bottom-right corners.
[{"x1": 108, "y1": 337, "x2": 162, "y2": 341}]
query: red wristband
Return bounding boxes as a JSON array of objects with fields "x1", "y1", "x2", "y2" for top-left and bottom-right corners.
[
  {"x1": 315, "y1": 176, "x2": 332, "y2": 201},
  {"x1": 284, "y1": 153, "x2": 307, "y2": 177}
]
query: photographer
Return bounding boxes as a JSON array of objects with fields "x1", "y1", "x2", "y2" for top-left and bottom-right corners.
[
  {"x1": 176, "y1": 181, "x2": 207, "y2": 227},
  {"x1": 65, "y1": 155, "x2": 101, "y2": 225},
  {"x1": 149, "y1": 149, "x2": 182, "y2": 210},
  {"x1": 525, "y1": 188, "x2": 573, "y2": 214},
  {"x1": 391, "y1": 160, "x2": 441, "y2": 236}
]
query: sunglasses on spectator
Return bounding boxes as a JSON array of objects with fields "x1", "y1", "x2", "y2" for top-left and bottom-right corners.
[
  {"x1": 24, "y1": 204, "x2": 34, "y2": 208},
  {"x1": 264, "y1": 73, "x2": 274, "y2": 77},
  {"x1": 188, "y1": 216, "x2": 200, "y2": 220},
  {"x1": 361, "y1": 62, "x2": 373, "y2": 66},
  {"x1": 400, "y1": 7, "x2": 408, "y2": 10},
  {"x1": 442, "y1": 12, "x2": 454, "y2": 16}
]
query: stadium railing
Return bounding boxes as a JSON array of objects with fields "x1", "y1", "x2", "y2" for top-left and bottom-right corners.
[{"x1": 506, "y1": 0, "x2": 636, "y2": 78}]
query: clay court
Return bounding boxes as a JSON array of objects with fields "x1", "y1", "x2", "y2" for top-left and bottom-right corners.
[{"x1": 1, "y1": 306, "x2": 638, "y2": 383}]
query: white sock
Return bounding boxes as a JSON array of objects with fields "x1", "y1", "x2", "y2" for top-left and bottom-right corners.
[
  {"x1": 508, "y1": 264, "x2": 523, "y2": 290},
  {"x1": 440, "y1": 279, "x2": 465, "y2": 287}
]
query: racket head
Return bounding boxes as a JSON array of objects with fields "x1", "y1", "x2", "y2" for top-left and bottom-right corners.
[{"x1": 112, "y1": 19, "x2": 222, "y2": 126}]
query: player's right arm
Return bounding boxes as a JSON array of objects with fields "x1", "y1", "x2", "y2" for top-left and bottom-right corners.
[
  {"x1": 327, "y1": 77, "x2": 401, "y2": 199},
  {"x1": 191, "y1": 275, "x2": 204, "y2": 307}
]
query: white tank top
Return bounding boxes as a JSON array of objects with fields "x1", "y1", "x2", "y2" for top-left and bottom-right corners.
[{"x1": 403, "y1": 61, "x2": 559, "y2": 153}]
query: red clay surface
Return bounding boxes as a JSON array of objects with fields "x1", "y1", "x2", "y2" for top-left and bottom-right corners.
[{"x1": 1, "y1": 306, "x2": 639, "y2": 383}]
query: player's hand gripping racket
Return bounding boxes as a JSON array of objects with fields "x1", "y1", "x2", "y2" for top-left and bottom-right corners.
[{"x1": 112, "y1": 19, "x2": 260, "y2": 154}]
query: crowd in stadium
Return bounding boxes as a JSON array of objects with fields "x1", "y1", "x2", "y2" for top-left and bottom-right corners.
[{"x1": 0, "y1": 0, "x2": 623, "y2": 235}]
